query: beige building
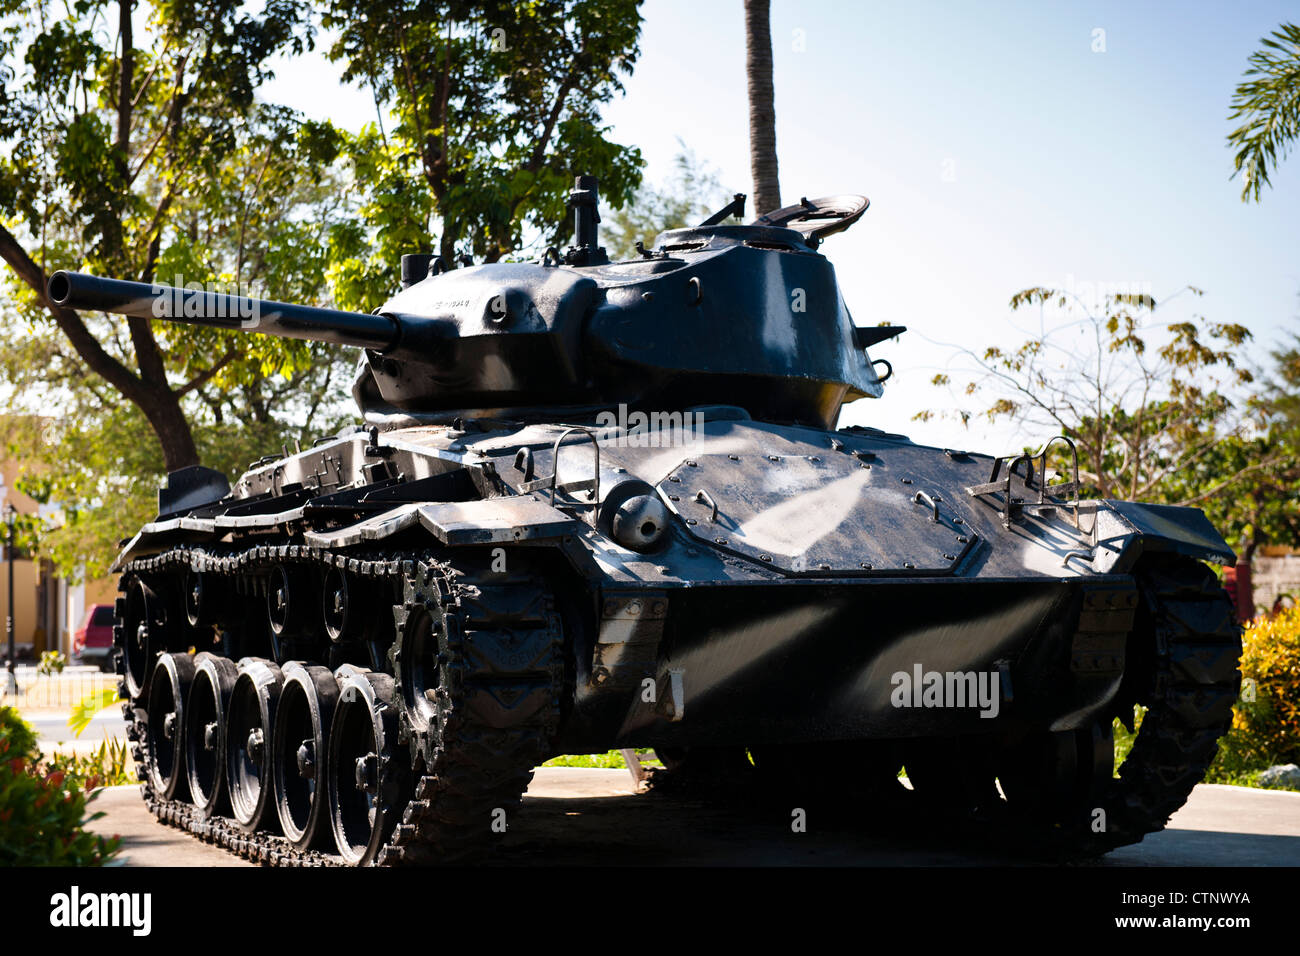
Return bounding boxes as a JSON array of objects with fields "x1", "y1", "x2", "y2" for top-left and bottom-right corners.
[{"x1": 1, "y1": 458, "x2": 115, "y2": 659}]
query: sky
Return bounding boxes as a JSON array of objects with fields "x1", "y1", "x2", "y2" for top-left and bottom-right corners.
[{"x1": 261, "y1": 0, "x2": 1300, "y2": 454}]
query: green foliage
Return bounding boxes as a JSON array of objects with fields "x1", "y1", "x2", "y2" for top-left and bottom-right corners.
[
  {"x1": 68, "y1": 688, "x2": 123, "y2": 739},
  {"x1": 0, "y1": 747, "x2": 122, "y2": 865},
  {"x1": 0, "y1": 706, "x2": 121, "y2": 865},
  {"x1": 602, "y1": 144, "x2": 732, "y2": 261},
  {"x1": 37, "y1": 650, "x2": 67, "y2": 676},
  {"x1": 4, "y1": 410, "x2": 160, "y2": 579},
  {"x1": 1227, "y1": 22, "x2": 1300, "y2": 202},
  {"x1": 926, "y1": 286, "x2": 1291, "y2": 550},
  {"x1": 0, "y1": 705, "x2": 40, "y2": 761},
  {"x1": 0, "y1": 1, "x2": 362, "y2": 578},
  {"x1": 321, "y1": 0, "x2": 646, "y2": 306},
  {"x1": 43, "y1": 737, "x2": 132, "y2": 789},
  {"x1": 1210, "y1": 607, "x2": 1300, "y2": 775},
  {"x1": 1160, "y1": 329, "x2": 1300, "y2": 554},
  {"x1": 543, "y1": 749, "x2": 660, "y2": 769},
  {"x1": 1112, "y1": 706, "x2": 1142, "y2": 774},
  {"x1": 0, "y1": 1, "x2": 362, "y2": 577}
]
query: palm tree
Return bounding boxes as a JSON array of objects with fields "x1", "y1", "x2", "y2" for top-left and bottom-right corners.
[
  {"x1": 744, "y1": 0, "x2": 781, "y2": 215},
  {"x1": 1227, "y1": 22, "x2": 1300, "y2": 202}
]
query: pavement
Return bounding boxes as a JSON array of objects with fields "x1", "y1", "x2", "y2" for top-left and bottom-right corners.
[
  {"x1": 83, "y1": 768, "x2": 1300, "y2": 867},
  {"x1": 17, "y1": 692, "x2": 1299, "y2": 867}
]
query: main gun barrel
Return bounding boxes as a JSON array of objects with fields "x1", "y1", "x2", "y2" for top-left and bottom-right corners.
[{"x1": 47, "y1": 271, "x2": 399, "y2": 351}]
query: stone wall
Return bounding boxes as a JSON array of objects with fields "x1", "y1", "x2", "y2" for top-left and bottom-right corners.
[{"x1": 1253, "y1": 554, "x2": 1300, "y2": 614}]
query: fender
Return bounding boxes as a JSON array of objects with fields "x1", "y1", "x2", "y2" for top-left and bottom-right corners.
[
  {"x1": 303, "y1": 496, "x2": 580, "y2": 549},
  {"x1": 1097, "y1": 500, "x2": 1236, "y2": 572}
]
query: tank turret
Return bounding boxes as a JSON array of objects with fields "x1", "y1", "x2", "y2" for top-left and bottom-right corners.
[{"x1": 48, "y1": 177, "x2": 901, "y2": 430}]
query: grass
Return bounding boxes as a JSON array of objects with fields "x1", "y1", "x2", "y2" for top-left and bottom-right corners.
[
  {"x1": 41, "y1": 737, "x2": 135, "y2": 788},
  {"x1": 543, "y1": 749, "x2": 662, "y2": 769},
  {"x1": 1113, "y1": 708, "x2": 1140, "y2": 773},
  {"x1": 545, "y1": 715, "x2": 1299, "y2": 795},
  {"x1": 1112, "y1": 703, "x2": 1299, "y2": 791}
]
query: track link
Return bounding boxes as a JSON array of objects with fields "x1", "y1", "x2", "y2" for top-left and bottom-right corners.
[
  {"x1": 383, "y1": 558, "x2": 563, "y2": 864},
  {"x1": 119, "y1": 544, "x2": 562, "y2": 867}
]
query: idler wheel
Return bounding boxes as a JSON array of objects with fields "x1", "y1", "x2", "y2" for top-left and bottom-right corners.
[
  {"x1": 185, "y1": 653, "x2": 240, "y2": 818},
  {"x1": 272, "y1": 662, "x2": 341, "y2": 850},
  {"x1": 327, "y1": 666, "x2": 409, "y2": 865},
  {"x1": 145, "y1": 652, "x2": 196, "y2": 801},
  {"x1": 225, "y1": 658, "x2": 284, "y2": 833}
]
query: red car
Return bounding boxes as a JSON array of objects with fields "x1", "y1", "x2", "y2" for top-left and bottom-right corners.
[{"x1": 73, "y1": 604, "x2": 116, "y2": 671}]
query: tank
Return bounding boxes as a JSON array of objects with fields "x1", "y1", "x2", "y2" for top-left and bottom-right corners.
[{"x1": 47, "y1": 176, "x2": 1242, "y2": 866}]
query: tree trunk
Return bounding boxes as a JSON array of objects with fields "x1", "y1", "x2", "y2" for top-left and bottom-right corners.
[
  {"x1": 140, "y1": 386, "x2": 201, "y2": 473},
  {"x1": 745, "y1": 0, "x2": 781, "y2": 216},
  {"x1": 0, "y1": 226, "x2": 201, "y2": 476}
]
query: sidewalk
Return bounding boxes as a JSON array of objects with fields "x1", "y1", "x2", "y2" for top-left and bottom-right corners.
[{"x1": 83, "y1": 770, "x2": 1300, "y2": 867}]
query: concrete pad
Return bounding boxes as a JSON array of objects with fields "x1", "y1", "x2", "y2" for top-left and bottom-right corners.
[
  {"x1": 81, "y1": 769, "x2": 1300, "y2": 867},
  {"x1": 527, "y1": 766, "x2": 641, "y2": 798},
  {"x1": 85, "y1": 787, "x2": 252, "y2": 868},
  {"x1": 1104, "y1": 784, "x2": 1300, "y2": 867}
]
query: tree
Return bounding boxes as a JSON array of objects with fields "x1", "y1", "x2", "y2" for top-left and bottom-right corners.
[
  {"x1": 1199, "y1": 329, "x2": 1300, "y2": 552},
  {"x1": 0, "y1": 117, "x2": 360, "y2": 577},
  {"x1": 601, "y1": 144, "x2": 730, "y2": 261},
  {"x1": 923, "y1": 286, "x2": 1293, "y2": 549},
  {"x1": 0, "y1": 0, "x2": 336, "y2": 473},
  {"x1": 321, "y1": 0, "x2": 645, "y2": 312},
  {"x1": 744, "y1": 0, "x2": 781, "y2": 215},
  {"x1": 1227, "y1": 21, "x2": 1300, "y2": 202}
]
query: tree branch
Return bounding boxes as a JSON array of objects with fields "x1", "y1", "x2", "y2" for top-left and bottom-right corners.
[
  {"x1": 0, "y1": 221, "x2": 147, "y2": 405},
  {"x1": 176, "y1": 347, "x2": 241, "y2": 398},
  {"x1": 1175, "y1": 457, "x2": 1291, "y2": 507}
]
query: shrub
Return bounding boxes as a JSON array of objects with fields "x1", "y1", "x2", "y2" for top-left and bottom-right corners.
[
  {"x1": 1204, "y1": 606, "x2": 1300, "y2": 786},
  {"x1": 44, "y1": 738, "x2": 133, "y2": 789},
  {"x1": 0, "y1": 705, "x2": 39, "y2": 760},
  {"x1": 0, "y1": 708, "x2": 121, "y2": 865}
]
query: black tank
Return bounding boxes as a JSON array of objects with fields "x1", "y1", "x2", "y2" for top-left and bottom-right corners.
[{"x1": 47, "y1": 177, "x2": 1241, "y2": 865}]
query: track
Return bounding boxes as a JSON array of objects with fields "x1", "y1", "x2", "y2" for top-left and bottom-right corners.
[
  {"x1": 1092, "y1": 556, "x2": 1243, "y2": 852},
  {"x1": 119, "y1": 544, "x2": 563, "y2": 867}
]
